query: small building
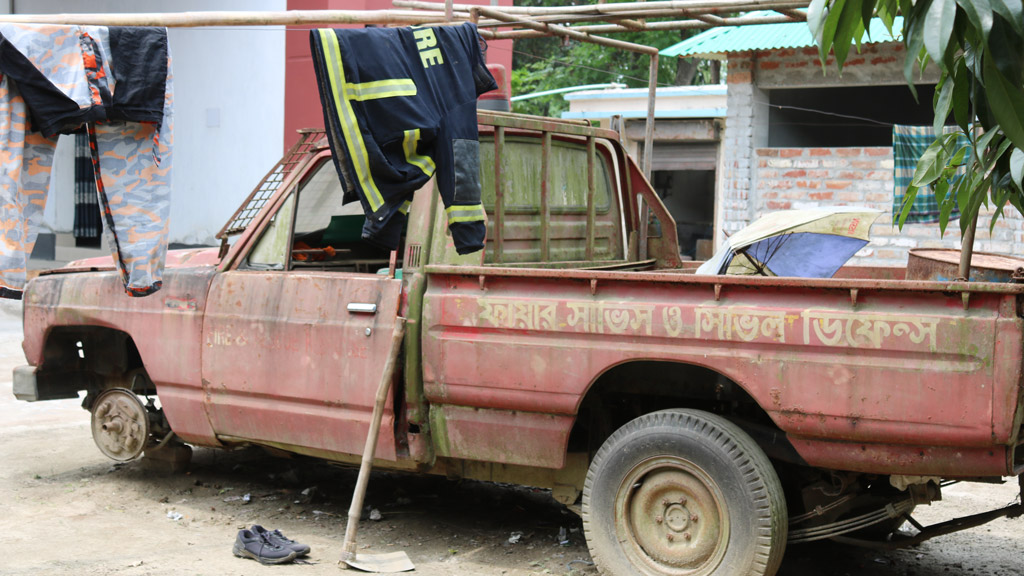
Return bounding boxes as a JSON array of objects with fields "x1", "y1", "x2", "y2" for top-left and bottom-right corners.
[
  {"x1": 563, "y1": 85, "x2": 727, "y2": 259},
  {"x1": 662, "y1": 15, "x2": 1024, "y2": 266}
]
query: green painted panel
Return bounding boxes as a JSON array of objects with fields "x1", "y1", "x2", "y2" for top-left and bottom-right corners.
[{"x1": 479, "y1": 136, "x2": 612, "y2": 215}]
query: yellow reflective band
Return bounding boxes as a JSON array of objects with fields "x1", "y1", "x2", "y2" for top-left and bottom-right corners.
[
  {"x1": 344, "y1": 79, "x2": 417, "y2": 101},
  {"x1": 399, "y1": 200, "x2": 412, "y2": 215},
  {"x1": 318, "y1": 30, "x2": 386, "y2": 212},
  {"x1": 445, "y1": 204, "x2": 486, "y2": 224},
  {"x1": 403, "y1": 129, "x2": 436, "y2": 177}
]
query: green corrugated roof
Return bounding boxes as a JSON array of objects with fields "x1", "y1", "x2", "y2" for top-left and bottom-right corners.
[{"x1": 660, "y1": 13, "x2": 902, "y2": 59}]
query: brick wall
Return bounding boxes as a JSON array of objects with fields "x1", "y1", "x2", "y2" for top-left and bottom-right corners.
[
  {"x1": 716, "y1": 56, "x2": 768, "y2": 241},
  {"x1": 753, "y1": 147, "x2": 1024, "y2": 267},
  {"x1": 718, "y1": 46, "x2": 1023, "y2": 269},
  {"x1": 751, "y1": 43, "x2": 939, "y2": 89}
]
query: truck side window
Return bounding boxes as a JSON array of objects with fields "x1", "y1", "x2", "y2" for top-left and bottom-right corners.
[
  {"x1": 242, "y1": 158, "x2": 401, "y2": 273},
  {"x1": 246, "y1": 194, "x2": 296, "y2": 270}
]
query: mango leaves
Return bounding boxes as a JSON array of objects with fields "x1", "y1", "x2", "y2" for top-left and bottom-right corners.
[{"x1": 811, "y1": 0, "x2": 1024, "y2": 236}]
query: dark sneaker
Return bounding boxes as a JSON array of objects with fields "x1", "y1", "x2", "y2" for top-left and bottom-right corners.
[
  {"x1": 252, "y1": 525, "x2": 311, "y2": 557},
  {"x1": 232, "y1": 528, "x2": 298, "y2": 565}
]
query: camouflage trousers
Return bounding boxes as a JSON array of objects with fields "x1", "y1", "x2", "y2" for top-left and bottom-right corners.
[{"x1": 0, "y1": 24, "x2": 173, "y2": 298}]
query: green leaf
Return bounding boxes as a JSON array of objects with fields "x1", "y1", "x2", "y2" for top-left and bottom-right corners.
[
  {"x1": 987, "y1": 16, "x2": 1024, "y2": 83},
  {"x1": 820, "y1": 0, "x2": 848, "y2": 65},
  {"x1": 933, "y1": 74, "x2": 955, "y2": 133},
  {"x1": 975, "y1": 124, "x2": 1003, "y2": 154},
  {"x1": 952, "y1": 58, "x2": 971, "y2": 131},
  {"x1": 833, "y1": 0, "x2": 865, "y2": 68},
  {"x1": 924, "y1": 0, "x2": 957, "y2": 68},
  {"x1": 934, "y1": 176, "x2": 951, "y2": 207},
  {"x1": 897, "y1": 184, "x2": 919, "y2": 228},
  {"x1": 983, "y1": 51, "x2": 1024, "y2": 152},
  {"x1": 862, "y1": 0, "x2": 879, "y2": 36},
  {"x1": 956, "y1": 166, "x2": 974, "y2": 212},
  {"x1": 948, "y1": 142, "x2": 970, "y2": 171},
  {"x1": 991, "y1": 137, "x2": 1015, "y2": 172},
  {"x1": 991, "y1": 0, "x2": 1024, "y2": 36},
  {"x1": 955, "y1": 0, "x2": 994, "y2": 42},
  {"x1": 989, "y1": 188, "x2": 1007, "y2": 232},
  {"x1": 940, "y1": 172, "x2": 969, "y2": 234},
  {"x1": 911, "y1": 137, "x2": 951, "y2": 186},
  {"x1": 961, "y1": 171, "x2": 991, "y2": 235},
  {"x1": 903, "y1": 11, "x2": 928, "y2": 87},
  {"x1": 1012, "y1": 147, "x2": 1024, "y2": 189}
]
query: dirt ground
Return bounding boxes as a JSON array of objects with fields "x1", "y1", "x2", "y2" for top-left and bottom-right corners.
[{"x1": 2, "y1": 302, "x2": 1023, "y2": 576}]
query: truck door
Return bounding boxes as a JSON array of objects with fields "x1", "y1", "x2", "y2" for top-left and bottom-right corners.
[{"x1": 200, "y1": 156, "x2": 404, "y2": 461}]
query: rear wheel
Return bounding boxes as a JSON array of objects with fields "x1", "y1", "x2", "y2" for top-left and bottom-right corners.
[{"x1": 582, "y1": 409, "x2": 787, "y2": 576}]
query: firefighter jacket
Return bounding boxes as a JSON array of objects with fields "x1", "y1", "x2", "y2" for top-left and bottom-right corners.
[{"x1": 310, "y1": 23, "x2": 497, "y2": 254}]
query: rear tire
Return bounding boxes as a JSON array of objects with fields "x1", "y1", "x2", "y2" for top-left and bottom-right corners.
[{"x1": 582, "y1": 409, "x2": 787, "y2": 576}]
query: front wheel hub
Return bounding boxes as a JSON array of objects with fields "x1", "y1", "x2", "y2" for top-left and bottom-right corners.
[{"x1": 90, "y1": 388, "x2": 150, "y2": 461}]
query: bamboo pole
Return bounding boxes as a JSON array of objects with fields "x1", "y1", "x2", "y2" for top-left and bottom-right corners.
[
  {"x1": 0, "y1": 9, "x2": 449, "y2": 27},
  {"x1": 473, "y1": 9, "x2": 804, "y2": 27},
  {"x1": 395, "y1": 0, "x2": 810, "y2": 17},
  {"x1": 644, "y1": 54, "x2": 658, "y2": 178},
  {"x1": 480, "y1": 14, "x2": 805, "y2": 39},
  {"x1": 0, "y1": 6, "x2": 806, "y2": 33},
  {"x1": 472, "y1": 6, "x2": 659, "y2": 55}
]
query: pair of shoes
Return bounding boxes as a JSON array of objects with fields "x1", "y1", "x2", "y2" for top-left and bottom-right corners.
[
  {"x1": 232, "y1": 529, "x2": 298, "y2": 565},
  {"x1": 252, "y1": 524, "x2": 311, "y2": 557}
]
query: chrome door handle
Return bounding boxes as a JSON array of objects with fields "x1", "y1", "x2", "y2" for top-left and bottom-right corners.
[{"x1": 347, "y1": 303, "x2": 377, "y2": 314}]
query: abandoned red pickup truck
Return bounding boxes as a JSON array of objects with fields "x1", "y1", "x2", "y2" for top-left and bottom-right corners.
[{"x1": 13, "y1": 110, "x2": 1024, "y2": 576}]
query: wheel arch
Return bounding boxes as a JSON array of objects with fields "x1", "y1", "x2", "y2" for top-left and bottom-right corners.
[
  {"x1": 567, "y1": 359, "x2": 801, "y2": 466},
  {"x1": 37, "y1": 325, "x2": 153, "y2": 404}
]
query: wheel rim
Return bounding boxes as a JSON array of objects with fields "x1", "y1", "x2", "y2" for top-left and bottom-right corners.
[
  {"x1": 615, "y1": 456, "x2": 729, "y2": 576},
  {"x1": 90, "y1": 388, "x2": 150, "y2": 461}
]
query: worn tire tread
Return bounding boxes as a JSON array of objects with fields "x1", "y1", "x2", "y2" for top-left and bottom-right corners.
[{"x1": 582, "y1": 409, "x2": 787, "y2": 576}]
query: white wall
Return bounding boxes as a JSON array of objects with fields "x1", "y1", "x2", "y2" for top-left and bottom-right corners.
[{"x1": 10, "y1": 0, "x2": 286, "y2": 245}]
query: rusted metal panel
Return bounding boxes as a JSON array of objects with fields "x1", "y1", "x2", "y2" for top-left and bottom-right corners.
[
  {"x1": 424, "y1": 262, "x2": 1024, "y2": 294},
  {"x1": 421, "y1": 269, "x2": 1024, "y2": 475},
  {"x1": 787, "y1": 438, "x2": 1009, "y2": 477},
  {"x1": 429, "y1": 404, "x2": 572, "y2": 468},
  {"x1": 906, "y1": 248, "x2": 1024, "y2": 283},
  {"x1": 201, "y1": 271, "x2": 404, "y2": 461},
  {"x1": 23, "y1": 260, "x2": 220, "y2": 446}
]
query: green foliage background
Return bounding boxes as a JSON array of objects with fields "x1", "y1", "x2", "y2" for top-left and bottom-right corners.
[{"x1": 509, "y1": 0, "x2": 718, "y2": 116}]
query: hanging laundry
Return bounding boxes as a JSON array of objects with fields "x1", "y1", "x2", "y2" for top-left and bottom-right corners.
[
  {"x1": 892, "y1": 124, "x2": 969, "y2": 224},
  {"x1": 0, "y1": 76, "x2": 57, "y2": 299},
  {"x1": 310, "y1": 23, "x2": 497, "y2": 255},
  {"x1": 0, "y1": 23, "x2": 172, "y2": 298},
  {"x1": 73, "y1": 131, "x2": 101, "y2": 245}
]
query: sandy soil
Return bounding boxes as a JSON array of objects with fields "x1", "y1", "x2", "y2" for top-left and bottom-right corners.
[{"x1": 1, "y1": 302, "x2": 1023, "y2": 576}]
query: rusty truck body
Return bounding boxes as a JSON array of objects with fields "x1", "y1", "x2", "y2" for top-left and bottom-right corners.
[{"x1": 14, "y1": 111, "x2": 1024, "y2": 576}]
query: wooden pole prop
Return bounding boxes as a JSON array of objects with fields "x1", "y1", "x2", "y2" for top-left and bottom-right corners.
[{"x1": 341, "y1": 318, "x2": 413, "y2": 573}]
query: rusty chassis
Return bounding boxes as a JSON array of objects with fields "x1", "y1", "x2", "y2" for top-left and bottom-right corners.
[{"x1": 820, "y1": 477, "x2": 1024, "y2": 550}]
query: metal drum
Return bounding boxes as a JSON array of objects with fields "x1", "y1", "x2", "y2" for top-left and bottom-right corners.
[{"x1": 906, "y1": 248, "x2": 1024, "y2": 282}]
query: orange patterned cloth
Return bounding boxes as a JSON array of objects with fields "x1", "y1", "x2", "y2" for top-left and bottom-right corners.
[{"x1": 0, "y1": 24, "x2": 173, "y2": 298}]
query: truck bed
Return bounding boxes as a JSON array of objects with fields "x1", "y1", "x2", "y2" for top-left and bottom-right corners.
[{"x1": 420, "y1": 261, "x2": 1024, "y2": 477}]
